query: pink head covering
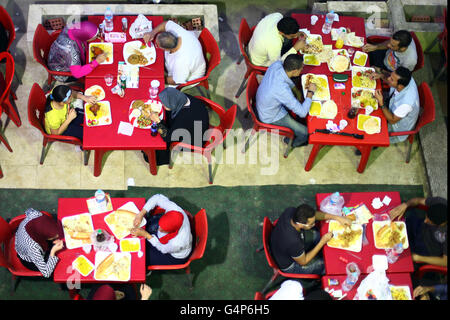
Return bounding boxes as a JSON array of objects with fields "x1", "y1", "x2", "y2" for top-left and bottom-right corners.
[{"x1": 67, "y1": 21, "x2": 98, "y2": 64}]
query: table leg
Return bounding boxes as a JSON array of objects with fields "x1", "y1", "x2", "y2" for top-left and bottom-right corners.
[
  {"x1": 143, "y1": 149, "x2": 158, "y2": 175},
  {"x1": 357, "y1": 146, "x2": 372, "y2": 173},
  {"x1": 305, "y1": 144, "x2": 323, "y2": 171},
  {"x1": 94, "y1": 150, "x2": 106, "y2": 177}
]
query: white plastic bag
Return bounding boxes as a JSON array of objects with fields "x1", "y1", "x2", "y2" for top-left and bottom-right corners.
[
  {"x1": 354, "y1": 269, "x2": 392, "y2": 300},
  {"x1": 320, "y1": 192, "x2": 345, "y2": 216},
  {"x1": 129, "y1": 14, "x2": 153, "y2": 39}
]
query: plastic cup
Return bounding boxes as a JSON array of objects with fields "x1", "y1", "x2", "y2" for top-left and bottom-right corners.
[
  {"x1": 82, "y1": 244, "x2": 92, "y2": 254},
  {"x1": 149, "y1": 80, "x2": 160, "y2": 99},
  {"x1": 347, "y1": 47, "x2": 355, "y2": 57},
  {"x1": 365, "y1": 106, "x2": 374, "y2": 115},
  {"x1": 104, "y1": 74, "x2": 114, "y2": 86},
  {"x1": 311, "y1": 15, "x2": 318, "y2": 25}
]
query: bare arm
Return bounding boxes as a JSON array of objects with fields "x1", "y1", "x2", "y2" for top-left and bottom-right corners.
[
  {"x1": 293, "y1": 232, "x2": 333, "y2": 266},
  {"x1": 412, "y1": 254, "x2": 447, "y2": 267}
]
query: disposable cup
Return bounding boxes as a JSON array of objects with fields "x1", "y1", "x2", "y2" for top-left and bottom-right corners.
[{"x1": 311, "y1": 15, "x2": 318, "y2": 25}]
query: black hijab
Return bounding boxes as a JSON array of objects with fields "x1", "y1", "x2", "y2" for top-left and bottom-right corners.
[{"x1": 158, "y1": 87, "x2": 189, "y2": 119}]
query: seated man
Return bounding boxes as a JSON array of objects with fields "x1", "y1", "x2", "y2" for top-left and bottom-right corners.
[
  {"x1": 363, "y1": 30, "x2": 417, "y2": 80},
  {"x1": 373, "y1": 66, "x2": 419, "y2": 144},
  {"x1": 389, "y1": 196, "x2": 447, "y2": 268},
  {"x1": 270, "y1": 203, "x2": 351, "y2": 275},
  {"x1": 143, "y1": 21, "x2": 206, "y2": 86},
  {"x1": 256, "y1": 54, "x2": 316, "y2": 148},
  {"x1": 248, "y1": 13, "x2": 306, "y2": 67}
]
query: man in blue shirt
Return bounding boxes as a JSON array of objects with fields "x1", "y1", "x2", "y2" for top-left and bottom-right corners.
[{"x1": 255, "y1": 54, "x2": 316, "y2": 147}]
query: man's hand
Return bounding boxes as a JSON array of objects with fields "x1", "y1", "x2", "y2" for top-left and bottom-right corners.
[
  {"x1": 389, "y1": 203, "x2": 408, "y2": 221},
  {"x1": 320, "y1": 232, "x2": 333, "y2": 245},
  {"x1": 362, "y1": 43, "x2": 377, "y2": 53},
  {"x1": 293, "y1": 38, "x2": 306, "y2": 52},
  {"x1": 413, "y1": 286, "x2": 433, "y2": 299},
  {"x1": 374, "y1": 89, "x2": 384, "y2": 105},
  {"x1": 143, "y1": 31, "x2": 157, "y2": 45},
  {"x1": 140, "y1": 284, "x2": 152, "y2": 300},
  {"x1": 335, "y1": 216, "x2": 352, "y2": 227},
  {"x1": 307, "y1": 83, "x2": 317, "y2": 92}
]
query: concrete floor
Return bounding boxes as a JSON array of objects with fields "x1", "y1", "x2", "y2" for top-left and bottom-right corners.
[{"x1": 0, "y1": 0, "x2": 442, "y2": 194}]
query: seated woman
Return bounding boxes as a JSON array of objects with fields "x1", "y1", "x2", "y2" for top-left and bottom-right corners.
[
  {"x1": 47, "y1": 21, "x2": 106, "y2": 82},
  {"x1": 142, "y1": 87, "x2": 210, "y2": 165},
  {"x1": 44, "y1": 85, "x2": 96, "y2": 142},
  {"x1": 87, "y1": 284, "x2": 152, "y2": 300},
  {"x1": 14, "y1": 208, "x2": 65, "y2": 278},
  {"x1": 131, "y1": 194, "x2": 193, "y2": 266}
]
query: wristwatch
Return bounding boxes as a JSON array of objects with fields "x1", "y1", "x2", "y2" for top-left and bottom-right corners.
[{"x1": 307, "y1": 90, "x2": 315, "y2": 95}]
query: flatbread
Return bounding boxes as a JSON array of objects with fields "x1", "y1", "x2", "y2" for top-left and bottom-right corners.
[
  {"x1": 320, "y1": 100, "x2": 338, "y2": 119},
  {"x1": 363, "y1": 117, "x2": 379, "y2": 134},
  {"x1": 330, "y1": 55, "x2": 349, "y2": 72}
]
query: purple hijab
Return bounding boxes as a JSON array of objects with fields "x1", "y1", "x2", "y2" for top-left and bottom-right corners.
[{"x1": 67, "y1": 21, "x2": 98, "y2": 64}]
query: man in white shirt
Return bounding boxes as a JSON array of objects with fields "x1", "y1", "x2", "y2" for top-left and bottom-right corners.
[
  {"x1": 144, "y1": 21, "x2": 206, "y2": 86},
  {"x1": 248, "y1": 13, "x2": 306, "y2": 67}
]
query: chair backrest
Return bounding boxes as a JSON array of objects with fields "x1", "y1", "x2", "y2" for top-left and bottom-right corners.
[
  {"x1": 238, "y1": 18, "x2": 268, "y2": 73},
  {"x1": 411, "y1": 32, "x2": 424, "y2": 72},
  {"x1": 246, "y1": 72, "x2": 261, "y2": 124},
  {"x1": 416, "y1": 82, "x2": 436, "y2": 131},
  {"x1": 27, "y1": 83, "x2": 48, "y2": 135},
  {"x1": 0, "y1": 216, "x2": 13, "y2": 269},
  {"x1": 0, "y1": 5, "x2": 15, "y2": 52},
  {"x1": 33, "y1": 24, "x2": 61, "y2": 68},
  {"x1": 198, "y1": 28, "x2": 221, "y2": 77},
  {"x1": 262, "y1": 217, "x2": 278, "y2": 270},
  {"x1": 0, "y1": 51, "x2": 14, "y2": 106},
  {"x1": 189, "y1": 209, "x2": 208, "y2": 261}
]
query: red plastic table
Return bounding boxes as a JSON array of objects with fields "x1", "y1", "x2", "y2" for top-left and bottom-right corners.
[
  {"x1": 316, "y1": 192, "x2": 414, "y2": 275},
  {"x1": 291, "y1": 13, "x2": 390, "y2": 173},
  {"x1": 322, "y1": 272, "x2": 413, "y2": 300},
  {"x1": 53, "y1": 197, "x2": 147, "y2": 284},
  {"x1": 83, "y1": 15, "x2": 167, "y2": 177}
]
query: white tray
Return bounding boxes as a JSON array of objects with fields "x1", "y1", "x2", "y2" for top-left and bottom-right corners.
[
  {"x1": 120, "y1": 238, "x2": 141, "y2": 253},
  {"x1": 104, "y1": 202, "x2": 146, "y2": 240},
  {"x1": 62, "y1": 213, "x2": 95, "y2": 249},
  {"x1": 84, "y1": 101, "x2": 112, "y2": 127},
  {"x1": 353, "y1": 51, "x2": 368, "y2": 67},
  {"x1": 88, "y1": 42, "x2": 113, "y2": 65},
  {"x1": 373, "y1": 221, "x2": 409, "y2": 249},
  {"x1": 299, "y1": 34, "x2": 323, "y2": 55},
  {"x1": 94, "y1": 252, "x2": 131, "y2": 282},
  {"x1": 356, "y1": 114, "x2": 381, "y2": 134},
  {"x1": 352, "y1": 66, "x2": 377, "y2": 89},
  {"x1": 351, "y1": 88, "x2": 379, "y2": 110},
  {"x1": 327, "y1": 220, "x2": 363, "y2": 252},
  {"x1": 301, "y1": 73, "x2": 331, "y2": 101},
  {"x1": 123, "y1": 40, "x2": 156, "y2": 67}
]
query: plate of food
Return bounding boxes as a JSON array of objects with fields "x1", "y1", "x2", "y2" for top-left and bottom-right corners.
[
  {"x1": 62, "y1": 213, "x2": 95, "y2": 249},
  {"x1": 88, "y1": 42, "x2": 113, "y2": 65},
  {"x1": 390, "y1": 286, "x2": 412, "y2": 300},
  {"x1": 303, "y1": 54, "x2": 321, "y2": 66},
  {"x1": 351, "y1": 88, "x2": 378, "y2": 110},
  {"x1": 301, "y1": 73, "x2": 331, "y2": 101},
  {"x1": 353, "y1": 51, "x2": 368, "y2": 67},
  {"x1": 308, "y1": 101, "x2": 322, "y2": 117},
  {"x1": 352, "y1": 66, "x2": 377, "y2": 89},
  {"x1": 300, "y1": 34, "x2": 323, "y2": 55},
  {"x1": 327, "y1": 220, "x2": 363, "y2": 252},
  {"x1": 123, "y1": 40, "x2": 156, "y2": 67},
  {"x1": 345, "y1": 32, "x2": 365, "y2": 48},
  {"x1": 84, "y1": 85, "x2": 106, "y2": 101},
  {"x1": 357, "y1": 114, "x2": 381, "y2": 134},
  {"x1": 373, "y1": 221, "x2": 409, "y2": 249},
  {"x1": 72, "y1": 255, "x2": 95, "y2": 277},
  {"x1": 317, "y1": 100, "x2": 338, "y2": 119},
  {"x1": 316, "y1": 45, "x2": 333, "y2": 64},
  {"x1": 104, "y1": 202, "x2": 146, "y2": 240},
  {"x1": 84, "y1": 101, "x2": 112, "y2": 127},
  {"x1": 120, "y1": 238, "x2": 141, "y2": 252},
  {"x1": 328, "y1": 49, "x2": 351, "y2": 73},
  {"x1": 128, "y1": 99, "x2": 163, "y2": 129},
  {"x1": 94, "y1": 252, "x2": 131, "y2": 282}
]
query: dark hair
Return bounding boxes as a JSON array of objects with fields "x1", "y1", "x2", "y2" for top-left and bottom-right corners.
[
  {"x1": 156, "y1": 31, "x2": 178, "y2": 49},
  {"x1": 427, "y1": 203, "x2": 447, "y2": 225},
  {"x1": 45, "y1": 85, "x2": 72, "y2": 113},
  {"x1": 293, "y1": 204, "x2": 315, "y2": 224},
  {"x1": 277, "y1": 17, "x2": 299, "y2": 35},
  {"x1": 304, "y1": 289, "x2": 333, "y2": 300},
  {"x1": 283, "y1": 53, "x2": 303, "y2": 72},
  {"x1": 392, "y1": 30, "x2": 412, "y2": 49},
  {"x1": 395, "y1": 66, "x2": 412, "y2": 87}
]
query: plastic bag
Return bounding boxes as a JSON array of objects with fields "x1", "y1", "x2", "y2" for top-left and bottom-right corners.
[
  {"x1": 320, "y1": 192, "x2": 345, "y2": 216},
  {"x1": 129, "y1": 14, "x2": 153, "y2": 39},
  {"x1": 354, "y1": 269, "x2": 392, "y2": 300}
]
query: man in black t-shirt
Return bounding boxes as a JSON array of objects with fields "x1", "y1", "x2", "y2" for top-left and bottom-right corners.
[
  {"x1": 270, "y1": 204, "x2": 352, "y2": 275},
  {"x1": 390, "y1": 197, "x2": 447, "y2": 268}
]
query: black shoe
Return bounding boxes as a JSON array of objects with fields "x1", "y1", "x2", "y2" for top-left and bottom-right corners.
[
  {"x1": 141, "y1": 151, "x2": 149, "y2": 163},
  {"x1": 355, "y1": 147, "x2": 378, "y2": 156}
]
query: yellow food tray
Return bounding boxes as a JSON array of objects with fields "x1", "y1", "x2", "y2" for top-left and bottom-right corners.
[
  {"x1": 72, "y1": 255, "x2": 95, "y2": 277},
  {"x1": 309, "y1": 101, "x2": 322, "y2": 116},
  {"x1": 120, "y1": 238, "x2": 141, "y2": 252},
  {"x1": 357, "y1": 114, "x2": 381, "y2": 134},
  {"x1": 353, "y1": 51, "x2": 368, "y2": 67},
  {"x1": 303, "y1": 54, "x2": 321, "y2": 66},
  {"x1": 88, "y1": 42, "x2": 113, "y2": 65}
]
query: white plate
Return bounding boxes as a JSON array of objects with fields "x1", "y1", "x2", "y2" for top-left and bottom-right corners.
[
  {"x1": 123, "y1": 40, "x2": 156, "y2": 67},
  {"x1": 372, "y1": 221, "x2": 409, "y2": 249},
  {"x1": 301, "y1": 73, "x2": 331, "y2": 101},
  {"x1": 300, "y1": 34, "x2": 323, "y2": 55},
  {"x1": 88, "y1": 42, "x2": 113, "y2": 65},
  {"x1": 327, "y1": 49, "x2": 351, "y2": 73},
  {"x1": 84, "y1": 85, "x2": 106, "y2": 101},
  {"x1": 128, "y1": 99, "x2": 163, "y2": 129},
  {"x1": 352, "y1": 66, "x2": 377, "y2": 89},
  {"x1": 94, "y1": 252, "x2": 131, "y2": 282}
]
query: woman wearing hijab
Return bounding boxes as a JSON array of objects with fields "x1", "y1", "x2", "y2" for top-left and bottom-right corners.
[
  {"x1": 15, "y1": 208, "x2": 65, "y2": 278},
  {"x1": 87, "y1": 284, "x2": 152, "y2": 300},
  {"x1": 44, "y1": 84, "x2": 96, "y2": 141},
  {"x1": 131, "y1": 194, "x2": 193, "y2": 266},
  {"x1": 142, "y1": 87, "x2": 210, "y2": 166},
  {"x1": 47, "y1": 21, "x2": 107, "y2": 82}
]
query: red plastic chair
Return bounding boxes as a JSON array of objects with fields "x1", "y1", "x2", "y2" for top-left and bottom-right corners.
[
  {"x1": 426, "y1": 8, "x2": 447, "y2": 86},
  {"x1": 235, "y1": 18, "x2": 268, "y2": 99},
  {"x1": 146, "y1": 209, "x2": 208, "y2": 288},
  {"x1": 0, "y1": 5, "x2": 15, "y2": 53},
  {"x1": 261, "y1": 217, "x2": 321, "y2": 294},
  {"x1": 0, "y1": 211, "x2": 53, "y2": 293},
  {"x1": 176, "y1": 28, "x2": 220, "y2": 99},
  {"x1": 0, "y1": 51, "x2": 21, "y2": 127},
  {"x1": 27, "y1": 83, "x2": 89, "y2": 165},
  {"x1": 366, "y1": 31, "x2": 424, "y2": 72},
  {"x1": 33, "y1": 24, "x2": 80, "y2": 86},
  {"x1": 254, "y1": 289, "x2": 278, "y2": 300},
  {"x1": 169, "y1": 97, "x2": 237, "y2": 184},
  {"x1": 242, "y1": 72, "x2": 294, "y2": 158},
  {"x1": 389, "y1": 82, "x2": 435, "y2": 163}
]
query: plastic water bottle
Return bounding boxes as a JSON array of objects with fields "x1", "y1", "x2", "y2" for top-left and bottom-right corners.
[
  {"x1": 386, "y1": 243, "x2": 404, "y2": 264},
  {"x1": 320, "y1": 192, "x2": 345, "y2": 215},
  {"x1": 151, "y1": 122, "x2": 158, "y2": 136},
  {"x1": 95, "y1": 189, "x2": 107, "y2": 211},
  {"x1": 104, "y1": 7, "x2": 114, "y2": 32},
  {"x1": 321, "y1": 10, "x2": 335, "y2": 34},
  {"x1": 341, "y1": 262, "x2": 360, "y2": 292}
]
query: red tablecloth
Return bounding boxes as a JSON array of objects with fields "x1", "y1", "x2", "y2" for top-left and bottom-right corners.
[
  {"x1": 316, "y1": 192, "x2": 414, "y2": 275},
  {"x1": 322, "y1": 272, "x2": 413, "y2": 300},
  {"x1": 53, "y1": 197, "x2": 147, "y2": 284},
  {"x1": 87, "y1": 15, "x2": 165, "y2": 78}
]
